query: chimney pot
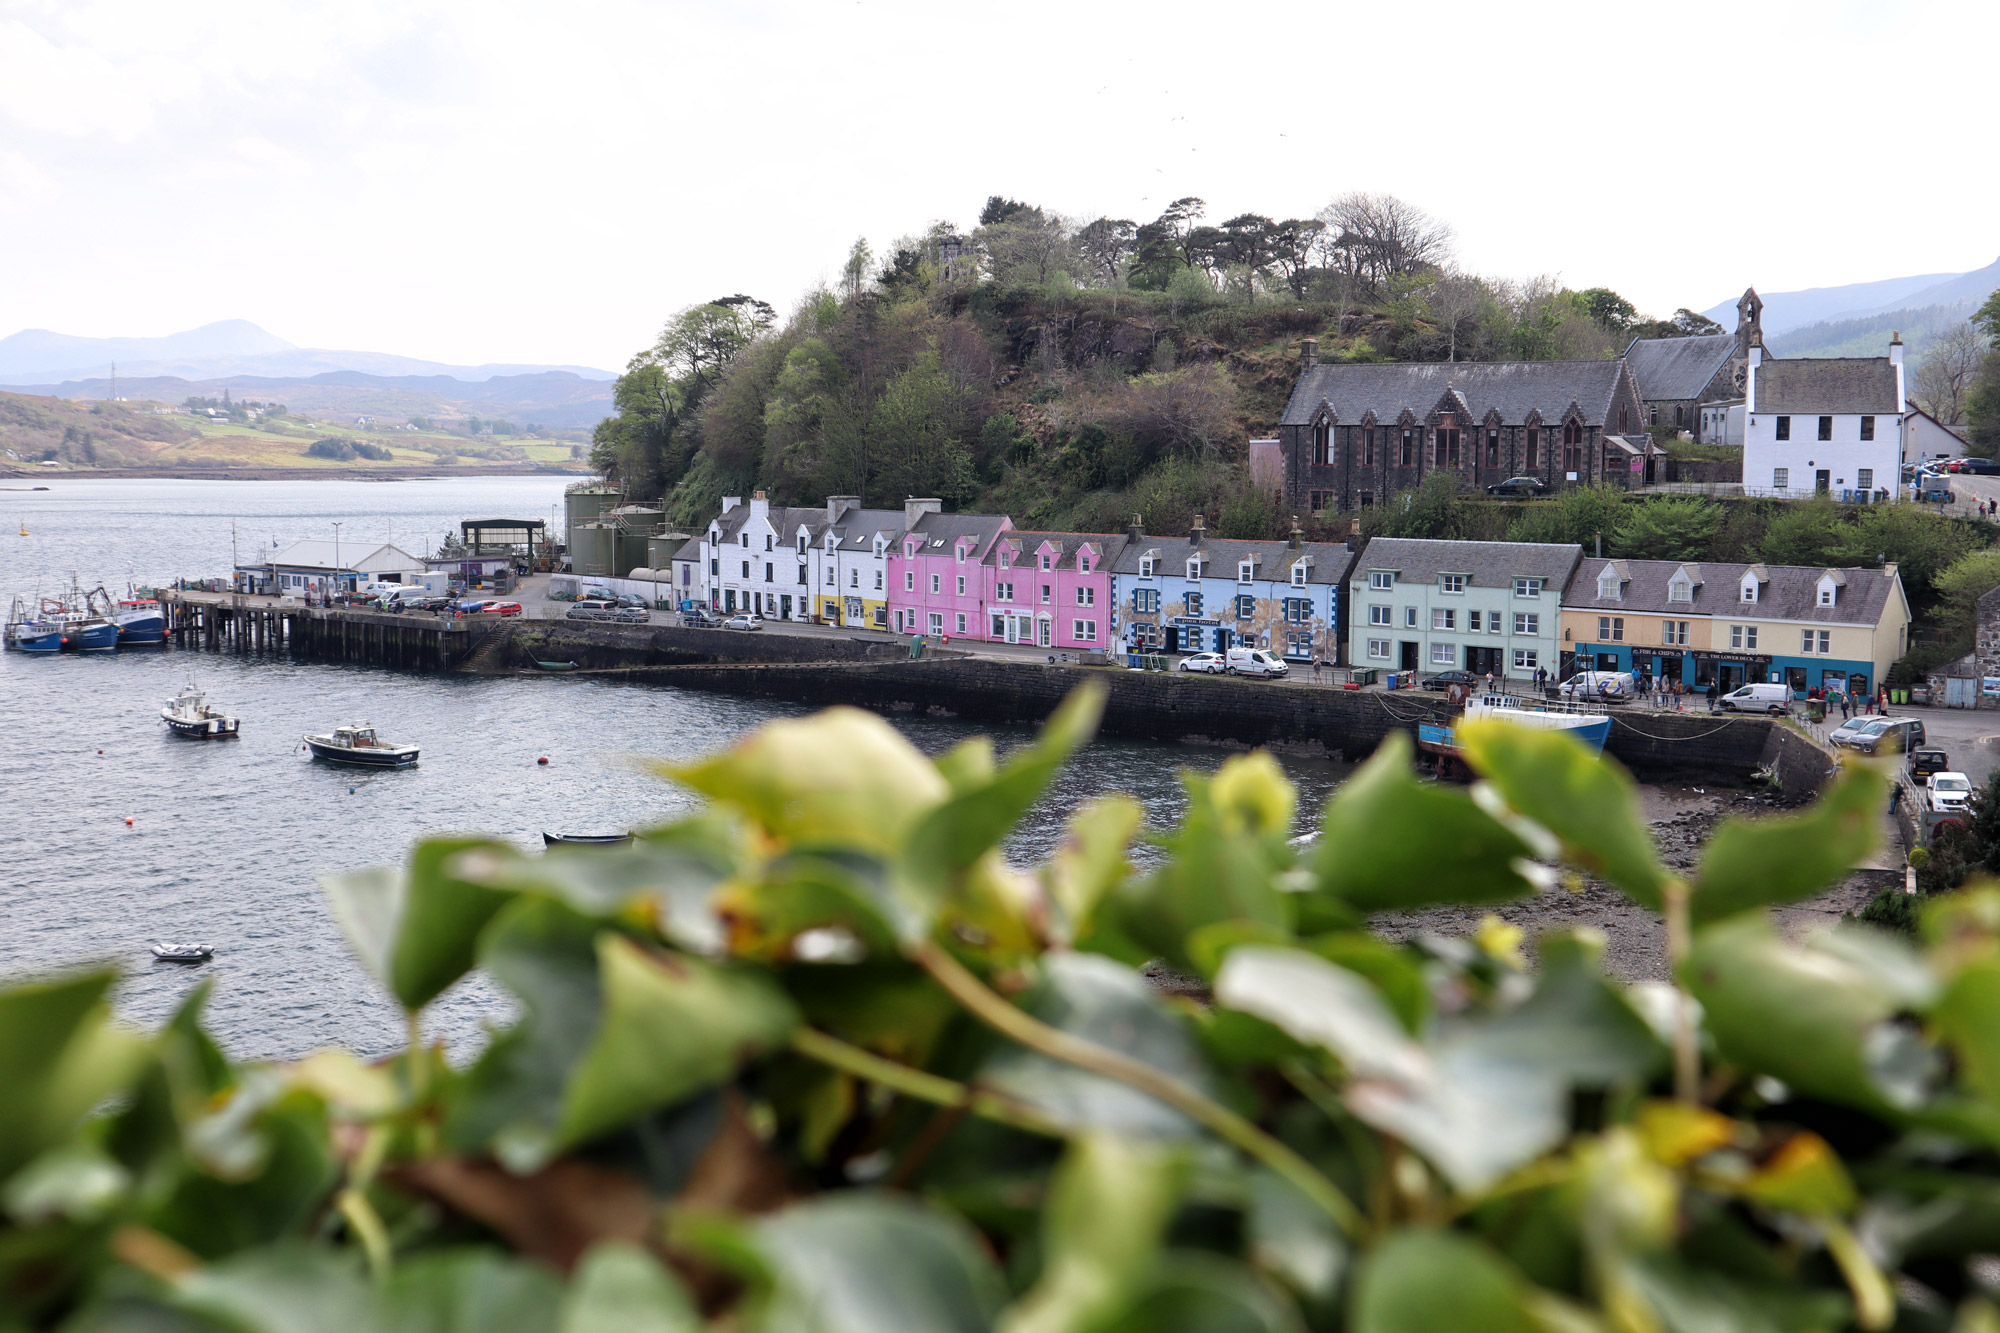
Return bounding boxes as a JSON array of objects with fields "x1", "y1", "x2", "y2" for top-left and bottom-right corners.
[
  {"x1": 1190, "y1": 513, "x2": 1205, "y2": 546},
  {"x1": 1300, "y1": 337, "x2": 1318, "y2": 369}
]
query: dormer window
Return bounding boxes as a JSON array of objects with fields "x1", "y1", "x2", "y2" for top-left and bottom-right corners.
[
  {"x1": 1441, "y1": 575, "x2": 1466, "y2": 595},
  {"x1": 1291, "y1": 564, "x2": 1307, "y2": 587},
  {"x1": 1668, "y1": 578, "x2": 1692, "y2": 603},
  {"x1": 1370, "y1": 571, "x2": 1394, "y2": 590},
  {"x1": 1187, "y1": 559, "x2": 1202, "y2": 581},
  {"x1": 999, "y1": 551, "x2": 1011, "y2": 570},
  {"x1": 797, "y1": 535, "x2": 807, "y2": 553},
  {"x1": 1597, "y1": 574, "x2": 1621, "y2": 601},
  {"x1": 1080, "y1": 555, "x2": 1092, "y2": 574},
  {"x1": 1819, "y1": 586, "x2": 1834, "y2": 606},
  {"x1": 1041, "y1": 553, "x2": 1053, "y2": 571},
  {"x1": 1239, "y1": 562, "x2": 1254, "y2": 584},
  {"x1": 956, "y1": 545, "x2": 967, "y2": 563},
  {"x1": 1140, "y1": 557, "x2": 1154, "y2": 578},
  {"x1": 1740, "y1": 580, "x2": 1757, "y2": 603}
]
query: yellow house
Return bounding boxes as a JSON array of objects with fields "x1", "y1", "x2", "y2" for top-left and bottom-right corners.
[{"x1": 1560, "y1": 558, "x2": 1909, "y2": 696}]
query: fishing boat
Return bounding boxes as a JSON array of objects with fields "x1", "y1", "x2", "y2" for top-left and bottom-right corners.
[
  {"x1": 1415, "y1": 692, "x2": 1613, "y2": 778},
  {"x1": 3, "y1": 595, "x2": 63, "y2": 653},
  {"x1": 162, "y1": 682, "x2": 240, "y2": 739},
  {"x1": 51, "y1": 586, "x2": 118, "y2": 652},
  {"x1": 151, "y1": 942, "x2": 213, "y2": 963},
  {"x1": 112, "y1": 593, "x2": 167, "y2": 645},
  {"x1": 542, "y1": 832, "x2": 634, "y2": 847},
  {"x1": 302, "y1": 722, "x2": 419, "y2": 768}
]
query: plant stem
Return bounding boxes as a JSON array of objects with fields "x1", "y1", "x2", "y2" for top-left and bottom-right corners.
[
  {"x1": 913, "y1": 940, "x2": 1367, "y2": 1239},
  {"x1": 1662, "y1": 879, "x2": 1698, "y2": 1104},
  {"x1": 406, "y1": 1009, "x2": 427, "y2": 1103},
  {"x1": 337, "y1": 1187, "x2": 393, "y2": 1279},
  {"x1": 789, "y1": 1026, "x2": 1066, "y2": 1139}
]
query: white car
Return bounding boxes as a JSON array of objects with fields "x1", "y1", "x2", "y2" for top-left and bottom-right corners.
[
  {"x1": 722, "y1": 614, "x2": 763, "y2": 631},
  {"x1": 1929, "y1": 771, "x2": 1974, "y2": 814},
  {"x1": 1178, "y1": 652, "x2": 1226, "y2": 673}
]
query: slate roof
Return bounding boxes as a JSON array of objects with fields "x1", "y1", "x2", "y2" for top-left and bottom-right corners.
[
  {"x1": 901, "y1": 512, "x2": 1012, "y2": 558},
  {"x1": 1623, "y1": 333, "x2": 1735, "y2": 402},
  {"x1": 1753, "y1": 358, "x2": 1900, "y2": 414},
  {"x1": 1280, "y1": 360, "x2": 1631, "y2": 429},
  {"x1": 1562, "y1": 557, "x2": 1904, "y2": 626},
  {"x1": 1350, "y1": 538, "x2": 1582, "y2": 588},
  {"x1": 984, "y1": 532, "x2": 1131, "y2": 572},
  {"x1": 1110, "y1": 533, "x2": 1357, "y2": 588},
  {"x1": 265, "y1": 539, "x2": 423, "y2": 571},
  {"x1": 825, "y1": 508, "x2": 908, "y2": 552}
]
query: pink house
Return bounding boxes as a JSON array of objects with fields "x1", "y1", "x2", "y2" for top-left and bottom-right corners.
[
  {"x1": 983, "y1": 532, "x2": 1129, "y2": 649},
  {"x1": 885, "y1": 504, "x2": 1012, "y2": 640}
]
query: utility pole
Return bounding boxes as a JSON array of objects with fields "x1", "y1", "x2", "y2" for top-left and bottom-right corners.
[{"x1": 332, "y1": 521, "x2": 344, "y2": 600}]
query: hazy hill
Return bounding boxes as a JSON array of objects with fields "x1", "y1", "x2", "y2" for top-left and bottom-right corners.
[
  {"x1": 0, "y1": 320, "x2": 615, "y2": 385},
  {"x1": 1703, "y1": 256, "x2": 2000, "y2": 354},
  {"x1": 1768, "y1": 304, "x2": 1976, "y2": 360},
  {"x1": 1701, "y1": 272, "x2": 1959, "y2": 338},
  {"x1": 8, "y1": 369, "x2": 616, "y2": 431},
  {"x1": 1856, "y1": 256, "x2": 2000, "y2": 319},
  {"x1": 0, "y1": 391, "x2": 194, "y2": 467}
]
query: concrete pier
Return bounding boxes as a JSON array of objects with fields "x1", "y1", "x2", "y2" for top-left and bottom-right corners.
[{"x1": 162, "y1": 592, "x2": 496, "y2": 671}]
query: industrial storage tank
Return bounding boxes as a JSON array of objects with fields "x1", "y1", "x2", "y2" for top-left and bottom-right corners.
[
  {"x1": 647, "y1": 533, "x2": 692, "y2": 569},
  {"x1": 564, "y1": 484, "x2": 622, "y2": 540},
  {"x1": 568, "y1": 522, "x2": 619, "y2": 578}
]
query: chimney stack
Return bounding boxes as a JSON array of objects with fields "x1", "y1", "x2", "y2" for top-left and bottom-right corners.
[
  {"x1": 1889, "y1": 330, "x2": 1905, "y2": 367},
  {"x1": 826, "y1": 495, "x2": 860, "y2": 525},
  {"x1": 1289, "y1": 518, "x2": 1304, "y2": 550},
  {"x1": 903, "y1": 497, "x2": 942, "y2": 527},
  {"x1": 1128, "y1": 514, "x2": 1144, "y2": 544},
  {"x1": 1300, "y1": 337, "x2": 1318, "y2": 370},
  {"x1": 1189, "y1": 514, "x2": 1205, "y2": 547}
]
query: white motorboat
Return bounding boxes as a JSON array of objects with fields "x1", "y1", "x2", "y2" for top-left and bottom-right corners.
[
  {"x1": 302, "y1": 722, "x2": 419, "y2": 768},
  {"x1": 151, "y1": 942, "x2": 213, "y2": 963},
  {"x1": 1417, "y1": 692, "x2": 1613, "y2": 773},
  {"x1": 162, "y1": 682, "x2": 240, "y2": 739}
]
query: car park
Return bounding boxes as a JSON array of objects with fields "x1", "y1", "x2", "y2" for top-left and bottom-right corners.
[
  {"x1": 565, "y1": 599, "x2": 617, "y2": 620},
  {"x1": 1908, "y1": 747, "x2": 1950, "y2": 781},
  {"x1": 611, "y1": 608, "x2": 650, "y2": 623},
  {"x1": 1484, "y1": 476, "x2": 1550, "y2": 498},
  {"x1": 1224, "y1": 647, "x2": 1288, "y2": 678},
  {"x1": 680, "y1": 608, "x2": 721, "y2": 628},
  {"x1": 1836, "y1": 717, "x2": 1926, "y2": 756},
  {"x1": 614, "y1": 594, "x2": 648, "y2": 610},
  {"x1": 1423, "y1": 669, "x2": 1479, "y2": 692},
  {"x1": 1718, "y1": 682, "x2": 1792, "y2": 714},
  {"x1": 1959, "y1": 457, "x2": 2000, "y2": 476},
  {"x1": 722, "y1": 614, "x2": 763, "y2": 631},
  {"x1": 1177, "y1": 652, "x2": 1226, "y2": 674}
]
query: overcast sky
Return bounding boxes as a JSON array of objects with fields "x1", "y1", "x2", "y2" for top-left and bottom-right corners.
[{"x1": 3, "y1": 0, "x2": 1994, "y2": 372}]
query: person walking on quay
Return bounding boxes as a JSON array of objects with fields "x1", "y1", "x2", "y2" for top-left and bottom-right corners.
[
  {"x1": 1311, "y1": 657, "x2": 1324, "y2": 683},
  {"x1": 1484, "y1": 669, "x2": 1496, "y2": 694},
  {"x1": 1706, "y1": 682, "x2": 1719, "y2": 712}
]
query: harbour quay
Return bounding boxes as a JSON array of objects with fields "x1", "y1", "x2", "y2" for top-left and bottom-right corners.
[{"x1": 160, "y1": 590, "x2": 501, "y2": 671}]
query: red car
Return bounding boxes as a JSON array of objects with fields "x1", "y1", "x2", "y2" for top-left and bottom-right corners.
[{"x1": 465, "y1": 600, "x2": 522, "y2": 617}]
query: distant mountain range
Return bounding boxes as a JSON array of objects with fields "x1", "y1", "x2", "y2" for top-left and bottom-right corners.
[
  {"x1": 0, "y1": 320, "x2": 616, "y2": 385},
  {"x1": 1702, "y1": 256, "x2": 2000, "y2": 358}
]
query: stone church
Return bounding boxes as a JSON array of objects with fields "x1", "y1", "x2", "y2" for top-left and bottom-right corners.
[{"x1": 1622, "y1": 288, "x2": 1764, "y2": 439}]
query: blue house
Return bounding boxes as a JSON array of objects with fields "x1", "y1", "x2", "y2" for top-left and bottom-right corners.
[{"x1": 1109, "y1": 517, "x2": 1354, "y2": 661}]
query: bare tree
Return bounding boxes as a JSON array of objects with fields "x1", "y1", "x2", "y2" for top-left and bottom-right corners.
[
  {"x1": 1313, "y1": 192, "x2": 1455, "y2": 299},
  {"x1": 840, "y1": 238, "x2": 873, "y2": 301},
  {"x1": 1914, "y1": 321, "x2": 1987, "y2": 425},
  {"x1": 1421, "y1": 271, "x2": 1492, "y2": 362},
  {"x1": 979, "y1": 208, "x2": 1078, "y2": 288}
]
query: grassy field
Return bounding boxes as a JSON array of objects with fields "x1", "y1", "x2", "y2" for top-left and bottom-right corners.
[{"x1": 141, "y1": 413, "x2": 588, "y2": 472}]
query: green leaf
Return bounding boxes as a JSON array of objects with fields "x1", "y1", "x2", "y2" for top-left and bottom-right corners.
[
  {"x1": 560, "y1": 933, "x2": 798, "y2": 1148},
  {"x1": 0, "y1": 970, "x2": 147, "y2": 1184},
  {"x1": 1048, "y1": 795, "x2": 1142, "y2": 946},
  {"x1": 172, "y1": 1245, "x2": 370, "y2": 1333},
  {"x1": 979, "y1": 954, "x2": 1217, "y2": 1137},
  {"x1": 1683, "y1": 915, "x2": 1914, "y2": 1113},
  {"x1": 1310, "y1": 733, "x2": 1537, "y2": 915},
  {"x1": 1246, "y1": 1169, "x2": 1347, "y2": 1303},
  {"x1": 1350, "y1": 1231, "x2": 1538, "y2": 1333},
  {"x1": 560, "y1": 1243, "x2": 701, "y2": 1333},
  {"x1": 460, "y1": 835, "x2": 736, "y2": 955},
  {"x1": 1093, "y1": 1253, "x2": 1309, "y2": 1333},
  {"x1": 375, "y1": 1249, "x2": 564, "y2": 1333},
  {"x1": 321, "y1": 837, "x2": 519, "y2": 1013},
  {"x1": 451, "y1": 898, "x2": 797, "y2": 1170},
  {"x1": 750, "y1": 1194, "x2": 1007, "y2": 1333},
  {"x1": 999, "y1": 1134, "x2": 1187, "y2": 1333},
  {"x1": 905, "y1": 682, "x2": 1104, "y2": 878},
  {"x1": 1691, "y1": 763, "x2": 1885, "y2": 926},
  {"x1": 1457, "y1": 716, "x2": 1668, "y2": 909},
  {"x1": 2, "y1": 1142, "x2": 130, "y2": 1224},
  {"x1": 668, "y1": 706, "x2": 950, "y2": 856}
]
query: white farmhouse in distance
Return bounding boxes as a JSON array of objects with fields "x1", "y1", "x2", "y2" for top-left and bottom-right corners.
[{"x1": 1742, "y1": 330, "x2": 1905, "y2": 500}]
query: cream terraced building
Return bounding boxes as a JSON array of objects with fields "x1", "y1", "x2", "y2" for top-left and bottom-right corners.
[{"x1": 1559, "y1": 558, "x2": 1910, "y2": 698}]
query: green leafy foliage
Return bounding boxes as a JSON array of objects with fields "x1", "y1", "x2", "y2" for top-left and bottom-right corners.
[{"x1": 17, "y1": 689, "x2": 2000, "y2": 1333}]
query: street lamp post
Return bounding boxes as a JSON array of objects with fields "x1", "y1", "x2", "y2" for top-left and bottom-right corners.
[{"x1": 332, "y1": 521, "x2": 344, "y2": 601}]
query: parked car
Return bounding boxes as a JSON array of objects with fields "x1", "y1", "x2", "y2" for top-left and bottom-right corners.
[
  {"x1": 681, "y1": 607, "x2": 721, "y2": 628},
  {"x1": 1560, "y1": 670, "x2": 1637, "y2": 701},
  {"x1": 614, "y1": 594, "x2": 648, "y2": 609},
  {"x1": 722, "y1": 614, "x2": 763, "y2": 631},
  {"x1": 611, "y1": 608, "x2": 650, "y2": 623},
  {"x1": 1908, "y1": 746, "x2": 1951, "y2": 781},
  {"x1": 1959, "y1": 457, "x2": 2000, "y2": 476},
  {"x1": 1484, "y1": 476, "x2": 1549, "y2": 498},
  {"x1": 1718, "y1": 682, "x2": 1792, "y2": 714},
  {"x1": 1928, "y1": 771, "x2": 1975, "y2": 814},
  {"x1": 1837, "y1": 717, "x2": 1926, "y2": 756},
  {"x1": 1177, "y1": 652, "x2": 1227, "y2": 674},
  {"x1": 1225, "y1": 647, "x2": 1288, "y2": 678},
  {"x1": 565, "y1": 603, "x2": 609, "y2": 621},
  {"x1": 1423, "y1": 669, "x2": 1479, "y2": 692}
]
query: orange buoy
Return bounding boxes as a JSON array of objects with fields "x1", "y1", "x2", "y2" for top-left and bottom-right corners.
[
  {"x1": 537, "y1": 756, "x2": 549, "y2": 765},
  {"x1": 124, "y1": 817, "x2": 133, "y2": 825}
]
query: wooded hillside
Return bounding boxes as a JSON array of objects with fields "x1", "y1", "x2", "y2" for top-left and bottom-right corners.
[{"x1": 0, "y1": 390, "x2": 193, "y2": 468}]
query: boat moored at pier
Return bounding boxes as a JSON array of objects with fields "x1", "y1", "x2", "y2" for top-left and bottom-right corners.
[
  {"x1": 303, "y1": 722, "x2": 419, "y2": 768},
  {"x1": 1416, "y1": 692, "x2": 1613, "y2": 777},
  {"x1": 113, "y1": 595, "x2": 167, "y2": 645}
]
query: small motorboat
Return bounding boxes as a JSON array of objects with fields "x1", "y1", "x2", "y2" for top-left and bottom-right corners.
[
  {"x1": 163, "y1": 682, "x2": 241, "y2": 739},
  {"x1": 151, "y1": 942, "x2": 213, "y2": 963},
  {"x1": 303, "y1": 722, "x2": 419, "y2": 768},
  {"x1": 534, "y1": 660, "x2": 580, "y2": 672},
  {"x1": 543, "y1": 832, "x2": 635, "y2": 847}
]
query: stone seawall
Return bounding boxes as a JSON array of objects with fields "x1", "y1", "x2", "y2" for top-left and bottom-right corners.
[
  {"x1": 480, "y1": 622, "x2": 932, "y2": 672},
  {"x1": 612, "y1": 658, "x2": 1788, "y2": 785}
]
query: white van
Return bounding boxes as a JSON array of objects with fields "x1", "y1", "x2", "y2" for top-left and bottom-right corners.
[
  {"x1": 1225, "y1": 647, "x2": 1288, "y2": 678},
  {"x1": 1560, "y1": 670, "x2": 1636, "y2": 701},
  {"x1": 1718, "y1": 682, "x2": 1792, "y2": 714}
]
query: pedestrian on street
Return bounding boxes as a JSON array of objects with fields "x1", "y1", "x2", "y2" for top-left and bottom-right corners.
[
  {"x1": 1484, "y1": 670, "x2": 1495, "y2": 694},
  {"x1": 1311, "y1": 657, "x2": 1324, "y2": 683},
  {"x1": 1706, "y1": 682, "x2": 1719, "y2": 712}
]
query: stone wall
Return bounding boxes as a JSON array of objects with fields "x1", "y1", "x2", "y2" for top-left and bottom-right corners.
[
  {"x1": 478, "y1": 622, "x2": 938, "y2": 674},
  {"x1": 612, "y1": 657, "x2": 1785, "y2": 784}
]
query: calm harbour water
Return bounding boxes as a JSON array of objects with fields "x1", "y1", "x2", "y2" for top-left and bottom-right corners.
[{"x1": 0, "y1": 477, "x2": 1348, "y2": 1060}]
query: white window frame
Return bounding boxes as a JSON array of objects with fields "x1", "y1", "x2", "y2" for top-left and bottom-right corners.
[
  {"x1": 1403, "y1": 606, "x2": 1418, "y2": 628},
  {"x1": 955, "y1": 612, "x2": 966, "y2": 633},
  {"x1": 930, "y1": 574, "x2": 941, "y2": 594},
  {"x1": 1370, "y1": 571, "x2": 1394, "y2": 590},
  {"x1": 1513, "y1": 578, "x2": 1542, "y2": 597},
  {"x1": 928, "y1": 612, "x2": 943, "y2": 635},
  {"x1": 1440, "y1": 574, "x2": 1466, "y2": 594},
  {"x1": 1367, "y1": 638, "x2": 1391, "y2": 660},
  {"x1": 1430, "y1": 641, "x2": 1456, "y2": 665},
  {"x1": 1512, "y1": 648, "x2": 1538, "y2": 670},
  {"x1": 1239, "y1": 562, "x2": 1254, "y2": 584},
  {"x1": 1466, "y1": 610, "x2": 1481, "y2": 632},
  {"x1": 1598, "y1": 616, "x2": 1624, "y2": 642},
  {"x1": 1432, "y1": 608, "x2": 1454, "y2": 631},
  {"x1": 1074, "y1": 618, "x2": 1097, "y2": 642},
  {"x1": 1291, "y1": 564, "x2": 1307, "y2": 587},
  {"x1": 1369, "y1": 605, "x2": 1391, "y2": 626},
  {"x1": 1139, "y1": 557, "x2": 1154, "y2": 577},
  {"x1": 904, "y1": 571, "x2": 915, "y2": 592},
  {"x1": 1773, "y1": 468, "x2": 1789, "y2": 490},
  {"x1": 1515, "y1": 612, "x2": 1538, "y2": 635}
]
